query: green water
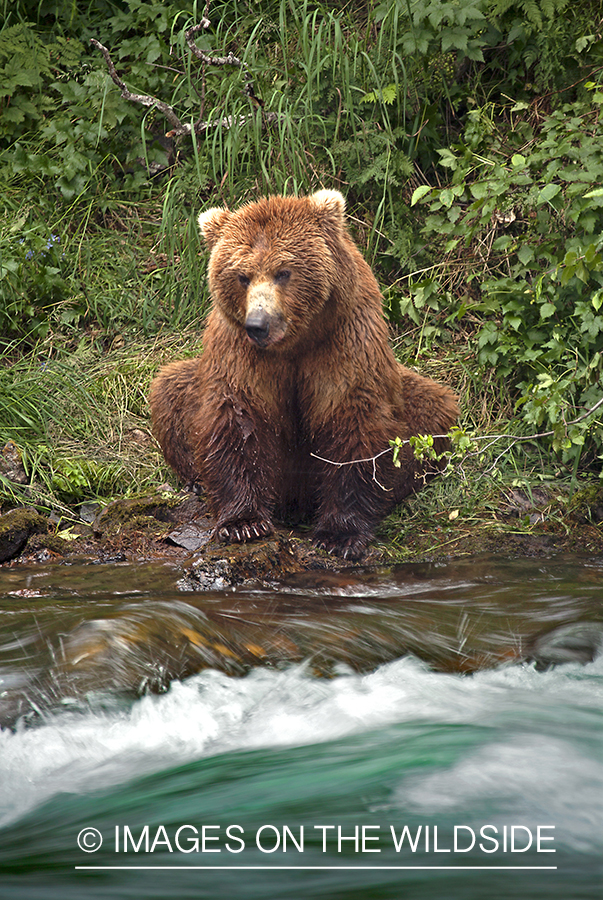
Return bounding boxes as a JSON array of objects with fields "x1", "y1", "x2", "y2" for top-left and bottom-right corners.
[{"x1": 0, "y1": 555, "x2": 601, "y2": 899}]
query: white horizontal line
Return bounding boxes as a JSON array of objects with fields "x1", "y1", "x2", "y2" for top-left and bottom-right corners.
[{"x1": 74, "y1": 866, "x2": 558, "y2": 871}]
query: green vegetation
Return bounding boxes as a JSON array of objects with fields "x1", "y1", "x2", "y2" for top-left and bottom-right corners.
[{"x1": 1, "y1": 0, "x2": 602, "y2": 539}]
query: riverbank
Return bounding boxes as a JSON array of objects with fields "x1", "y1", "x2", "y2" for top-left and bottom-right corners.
[
  {"x1": 2, "y1": 478, "x2": 603, "y2": 575},
  {"x1": 1, "y1": 332, "x2": 602, "y2": 573}
]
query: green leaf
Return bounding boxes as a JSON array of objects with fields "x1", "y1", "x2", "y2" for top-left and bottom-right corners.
[
  {"x1": 506, "y1": 315, "x2": 522, "y2": 330},
  {"x1": 437, "y1": 148, "x2": 458, "y2": 169},
  {"x1": 559, "y1": 264, "x2": 576, "y2": 286},
  {"x1": 469, "y1": 181, "x2": 489, "y2": 199},
  {"x1": 511, "y1": 154, "x2": 526, "y2": 168},
  {"x1": 411, "y1": 185, "x2": 432, "y2": 206},
  {"x1": 517, "y1": 245, "x2": 534, "y2": 265},
  {"x1": 540, "y1": 302, "x2": 556, "y2": 318},
  {"x1": 381, "y1": 84, "x2": 397, "y2": 105},
  {"x1": 537, "y1": 183, "x2": 561, "y2": 204},
  {"x1": 362, "y1": 84, "x2": 397, "y2": 105},
  {"x1": 576, "y1": 35, "x2": 595, "y2": 53}
]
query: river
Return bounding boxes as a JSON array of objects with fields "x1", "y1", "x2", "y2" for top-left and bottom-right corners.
[{"x1": 0, "y1": 554, "x2": 601, "y2": 899}]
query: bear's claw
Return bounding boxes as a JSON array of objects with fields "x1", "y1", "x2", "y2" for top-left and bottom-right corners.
[
  {"x1": 313, "y1": 533, "x2": 368, "y2": 561},
  {"x1": 216, "y1": 519, "x2": 274, "y2": 544}
]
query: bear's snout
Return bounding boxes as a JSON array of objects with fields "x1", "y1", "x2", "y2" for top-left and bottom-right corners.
[
  {"x1": 244, "y1": 284, "x2": 288, "y2": 348},
  {"x1": 245, "y1": 308, "x2": 271, "y2": 346}
]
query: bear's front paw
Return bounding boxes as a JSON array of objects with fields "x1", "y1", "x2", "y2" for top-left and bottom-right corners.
[
  {"x1": 216, "y1": 519, "x2": 274, "y2": 544},
  {"x1": 313, "y1": 532, "x2": 368, "y2": 561}
]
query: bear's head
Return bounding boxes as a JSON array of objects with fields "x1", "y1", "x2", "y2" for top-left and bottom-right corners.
[{"x1": 198, "y1": 190, "x2": 352, "y2": 351}]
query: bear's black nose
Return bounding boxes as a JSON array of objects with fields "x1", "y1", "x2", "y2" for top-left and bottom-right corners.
[{"x1": 245, "y1": 310, "x2": 271, "y2": 345}]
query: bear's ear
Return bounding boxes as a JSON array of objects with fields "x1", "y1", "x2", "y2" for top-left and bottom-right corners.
[
  {"x1": 309, "y1": 189, "x2": 346, "y2": 231},
  {"x1": 198, "y1": 207, "x2": 231, "y2": 249}
]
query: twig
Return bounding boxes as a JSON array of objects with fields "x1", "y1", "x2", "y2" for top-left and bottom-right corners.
[
  {"x1": 311, "y1": 446, "x2": 394, "y2": 491},
  {"x1": 310, "y1": 393, "x2": 603, "y2": 482},
  {"x1": 310, "y1": 446, "x2": 395, "y2": 468}
]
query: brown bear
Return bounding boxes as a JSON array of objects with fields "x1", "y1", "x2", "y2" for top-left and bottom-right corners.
[{"x1": 149, "y1": 189, "x2": 458, "y2": 559}]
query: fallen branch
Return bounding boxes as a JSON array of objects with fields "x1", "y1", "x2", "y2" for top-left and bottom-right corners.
[
  {"x1": 90, "y1": 18, "x2": 268, "y2": 139},
  {"x1": 185, "y1": 20, "x2": 244, "y2": 69},
  {"x1": 90, "y1": 38, "x2": 183, "y2": 132}
]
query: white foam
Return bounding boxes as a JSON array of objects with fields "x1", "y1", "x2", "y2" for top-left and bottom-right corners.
[{"x1": 0, "y1": 655, "x2": 601, "y2": 832}]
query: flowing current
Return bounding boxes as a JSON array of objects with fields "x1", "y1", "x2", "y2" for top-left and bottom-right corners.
[{"x1": 0, "y1": 554, "x2": 601, "y2": 899}]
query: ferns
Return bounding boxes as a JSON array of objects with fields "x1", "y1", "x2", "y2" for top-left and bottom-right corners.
[{"x1": 490, "y1": 0, "x2": 571, "y2": 32}]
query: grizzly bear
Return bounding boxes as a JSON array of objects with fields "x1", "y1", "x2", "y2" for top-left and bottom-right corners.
[{"x1": 149, "y1": 189, "x2": 458, "y2": 559}]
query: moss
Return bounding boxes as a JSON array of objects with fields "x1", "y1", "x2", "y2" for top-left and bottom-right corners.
[
  {"x1": 567, "y1": 485, "x2": 603, "y2": 525},
  {"x1": 92, "y1": 492, "x2": 185, "y2": 536},
  {"x1": 26, "y1": 533, "x2": 73, "y2": 555},
  {"x1": 0, "y1": 507, "x2": 48, "y2": 563},
  {"x1": 0, "y1": 507, "x2": 47, "y2": 536}
]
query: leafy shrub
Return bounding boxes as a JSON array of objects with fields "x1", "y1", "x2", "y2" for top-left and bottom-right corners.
[
  {"x1": 409, "y1": 83, "x2": 603, "y2": 465},
  {"x1": 0, "y1": 216, "x2": 84, "y2": 339}
]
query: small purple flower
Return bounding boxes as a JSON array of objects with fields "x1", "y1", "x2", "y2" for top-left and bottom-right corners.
[{"x1": 25, "y1": 250, "x2": 34, "y2": 260}]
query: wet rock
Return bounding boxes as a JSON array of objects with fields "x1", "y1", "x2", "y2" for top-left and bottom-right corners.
[
  {"x1": 0, "y1": 601, "x2": 270, "y2": 726},
  {"x1": 180, "y1": 536, "x2": 307, "y2": 590},
  {"x1": 166, "y1": 523, "x2": 213, "y2": 552},
  {"x1": 0, "y1": 508, "x2": 48, "y2": 563},
  {"x1": 79, "y1": 501, "x2": 102, "y2": 524},
  {"x1": 530, "y1": 622, "x2": 603, "y2": 669},
  {"x1": 0, "y1": 441, "x2": 28, "y2": 485}
]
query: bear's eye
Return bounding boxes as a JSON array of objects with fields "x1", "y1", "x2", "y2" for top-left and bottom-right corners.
[
  {"x1": 274, "y1": 269, "x2": 291, "y2": 284},
  {"x1": 238, "y1": 273, "x2": 250, "y2": 288}
]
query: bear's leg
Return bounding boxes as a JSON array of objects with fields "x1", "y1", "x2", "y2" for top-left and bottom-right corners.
[
  {"x1": 311, "y1": 427, "x2": 394, "y2": 560},
  {"x1": 196, "y1": 395, "x2": 284, "y2": 543},
  {"x1": 149, "y1": 359, "x2": 202, "y2": 485}
]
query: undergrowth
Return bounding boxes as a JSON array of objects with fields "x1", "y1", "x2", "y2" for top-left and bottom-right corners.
[
  {"x1": 0, "y1": 332, "x2": 199, "y2": 511},
  {"x1": 1, "y1": 0, "x2": 603, "y2": 519}
]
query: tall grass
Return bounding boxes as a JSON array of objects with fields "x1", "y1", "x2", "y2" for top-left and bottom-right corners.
[{"x1": 0, "y1": 333, "x2": 199, "y2": 510}]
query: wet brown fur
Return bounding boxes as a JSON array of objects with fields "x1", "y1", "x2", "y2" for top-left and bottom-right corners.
[{"x1": 149, "y1": 191, "x2": 458, "y2": 559}]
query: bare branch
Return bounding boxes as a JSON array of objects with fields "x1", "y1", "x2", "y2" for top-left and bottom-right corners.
[
  {"x1": 310, "y1": 436, "x2": 451, "y2": 470},
  {"x1": 90, "y1": 38, "x2": 184, "y2": 132},
  {"x1": 185, "y1": 21, "x2": 244, "y2": 69},
  {"x1": 310, "y1": 446, "x2": 394, "y2": 468},
  {"x1": 91, "y1": 25, "x2": 271, "y2": 140},
  {"x1": 309, "y1": 392, "x2": 603, "y2": 486}
]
